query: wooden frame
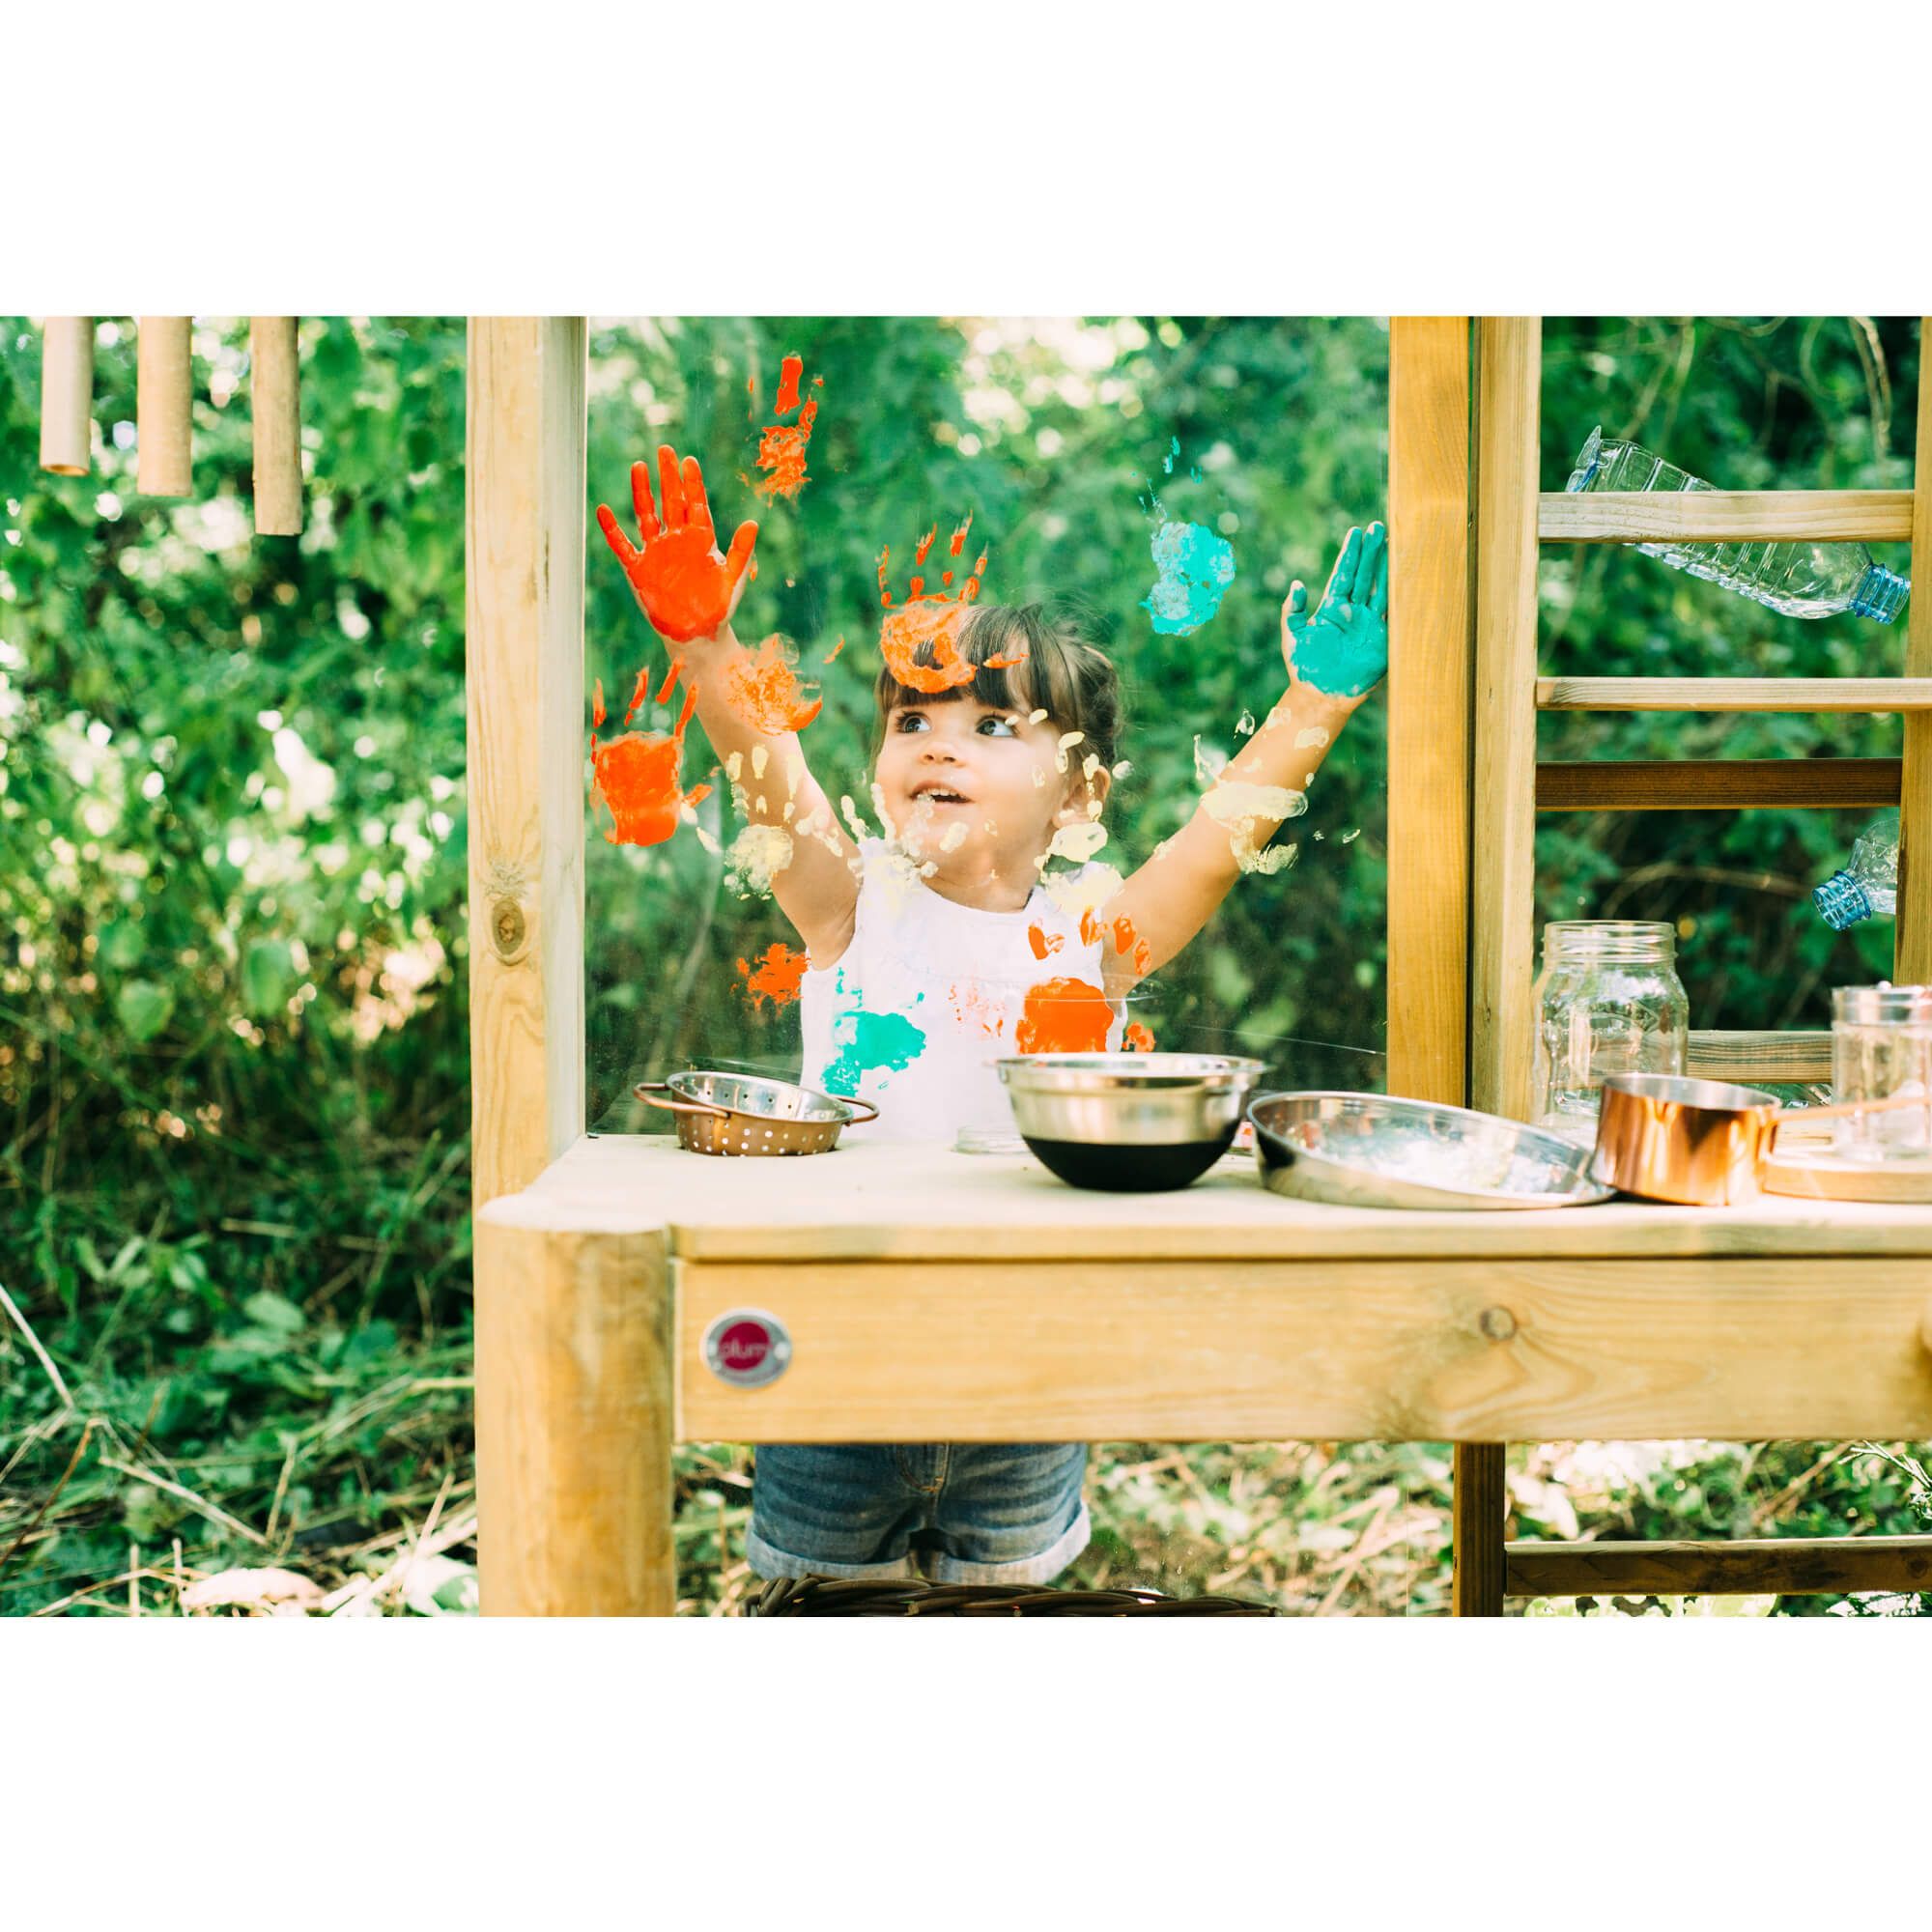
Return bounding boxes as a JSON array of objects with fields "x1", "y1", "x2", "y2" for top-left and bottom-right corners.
[
  {"x1": 465, "y1": 317, "x2": 1932, "y2": 1618},
  {"x1": 1461, "y1": 314, "x2": 1932, "y2": 1616}
]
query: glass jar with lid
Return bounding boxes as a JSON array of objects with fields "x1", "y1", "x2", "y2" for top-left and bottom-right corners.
[{"x1": 1530, "y1": 921, "x2": 1690, "y2": 1143}]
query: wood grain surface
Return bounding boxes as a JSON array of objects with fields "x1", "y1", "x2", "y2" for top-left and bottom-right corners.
[
  {"x1": 1539, "y1": 490, "x2": 1914, "y2": 543},
  {"x1": 1537, "y1": 757, "x2": 1901, "y2": 812}
]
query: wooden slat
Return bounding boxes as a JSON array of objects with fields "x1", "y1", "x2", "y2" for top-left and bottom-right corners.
[
  {"x1": 1537, "y1": 757, "x2": 1901, "y2": 812},
  {"x1": 39, "y1": 317, "x2": 94, "y2": 475},
  {"x1": 476, "y1": 1221, "x2": 674, "y2": 1616},
  {"x1": 1471, "y1": 317, "x2": 1541, "y2": 1124},
  {"x1": 1538, "y1": 676, "x2": 1932, "y2": 713},
  {"x1": 672, "y1": 1255, "x2": 1932, "y2": 1443},
  {"x1": 1506, "y1": 1534, "x2": 1932, "y2": 1599},
  {"x1": 1386, "y1": 318, "x2": 1472, "y2": 1108},
  {"x1": 466, "y1": 320, "x2": 588, "y2": 1208},
  {"x1": 135, "y1": 317, "x2": 192, "y2": 497},
  {"x1": 1539, "y1": 490, "x2": 1915, "y2": 544},
  {"x1": 1687, "y1": 1030, "x2": 1833, "y2": 1085},
  {"x1": 249, "y1": 318, "x2": 303, "y2": 536},
  {"x1": 1898, "y1": 317, "x2": 1932, "y2": 983}
]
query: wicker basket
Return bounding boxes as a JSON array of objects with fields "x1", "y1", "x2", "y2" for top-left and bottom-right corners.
[{"x1": 748, "y1": 1576, "x2": 1276, "y2": 1617}]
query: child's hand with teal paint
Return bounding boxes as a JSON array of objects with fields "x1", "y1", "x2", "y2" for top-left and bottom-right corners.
[{"x1": 1282, "y1": 522, "x2": 1388, "y2": 706}]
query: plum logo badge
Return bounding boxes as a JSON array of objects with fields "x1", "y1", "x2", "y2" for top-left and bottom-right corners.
[{"x1": 702, "y1": 1310, "x2": 793, "y2": 1389}]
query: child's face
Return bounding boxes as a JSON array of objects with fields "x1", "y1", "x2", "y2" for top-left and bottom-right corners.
[{"x1": 875, "y1": 696, "x2": 1097, "y2": 885}]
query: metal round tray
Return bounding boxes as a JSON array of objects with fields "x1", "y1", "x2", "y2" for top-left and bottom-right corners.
[{"x1": 1248, "y1": 1091, "x2": 1616, "y2": 1210}]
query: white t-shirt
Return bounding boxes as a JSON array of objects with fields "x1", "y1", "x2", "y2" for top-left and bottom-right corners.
[{"x1": 799, "y1": 839, "x2": 1124, "y2": 1143}]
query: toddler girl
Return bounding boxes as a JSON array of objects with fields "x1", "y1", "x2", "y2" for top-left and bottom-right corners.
[{"x1": 598, "y1": 443, "x2": 1387, "y2": 1585}]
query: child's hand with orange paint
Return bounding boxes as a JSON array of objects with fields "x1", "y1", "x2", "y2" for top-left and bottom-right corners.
[{"x1": 596, "y1": 444, "x2": 758, "y2": 646}]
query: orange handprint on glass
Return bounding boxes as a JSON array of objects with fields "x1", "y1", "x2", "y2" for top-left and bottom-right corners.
[
  {"x1": 589, "y1": 666, "x2": 713, "y2": 848},
  {"x1": 876, "y1": 513, "x2": 1022, "y2": 694},
  {"x1": 596, "y1": 445, "x2": 757, "y2": 646},
  {"x1": 751, "y1": 354, "x2": 822, "y2": 503}
]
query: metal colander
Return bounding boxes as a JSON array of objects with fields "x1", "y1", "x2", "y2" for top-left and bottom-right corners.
[{"x1": 635, "y1": 1072, "x2": 878, "y2": 1156}]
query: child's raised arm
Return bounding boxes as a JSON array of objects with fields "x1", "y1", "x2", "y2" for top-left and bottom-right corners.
[
  {"x1": 597, "y1": 444, "x2": 861, "y2": 964},
  {"x1": 1099, "y1": 522, "x2": 1388, "y2": 998}
]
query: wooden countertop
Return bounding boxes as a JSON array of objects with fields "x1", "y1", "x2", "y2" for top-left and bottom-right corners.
[{"x1": 477, "y1": 1133, "x2": 1932, "y2": 1264}]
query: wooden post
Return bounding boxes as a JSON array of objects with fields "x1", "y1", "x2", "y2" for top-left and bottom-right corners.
[
  {"x1": 465, "y1": 318, "x2": 587, "y2": 1210},
  {"x1": 39, "y1": 318, "x2": 95, "y2": 475},
  {"x1": 474, "y1": 1220, "x2": 675, "y2": 1616},
  {"x1": 249, "y1": 318, "x2": 303, "y2": 535},
  {"x1": 1897, "y1": 317, "x2": 1932, "y2": 984},
  {"x1": 1470, "y1": 318, "x2": 1542, "y2": 1124},
  {"x1": 1390, "y1": 319, "x2": 1500, "y2": 1616},
  {"x1": 136, "y1": 318, "x2": 193, "y2": 497},
  {"x1": 1385, "y1": 317, "x2": 1472, "y2": 1106}
]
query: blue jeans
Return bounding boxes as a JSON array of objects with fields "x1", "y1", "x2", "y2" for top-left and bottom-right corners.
[{"x1": 748, "y1": 1442, "x2": 1091, "y2": 1585}]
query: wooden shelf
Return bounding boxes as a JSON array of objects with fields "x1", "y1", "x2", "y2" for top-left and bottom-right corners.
[
  {"x1": 1538, "y1": 676, "x2": 1932, "y2": 713},
  {"x1": 1539, "y1": 490, "x2": 1915, "y2": 544},
  {"x1": 1506, "y1": 1533, "x2": 1932, "y2": 1599},
  {"x1": 1536, "y1": 757, "x2": 1901, "y2": 812}
]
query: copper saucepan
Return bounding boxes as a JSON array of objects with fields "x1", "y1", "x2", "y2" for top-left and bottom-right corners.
[{"x1": 1589, "y1": 1073, "x2": 1928, "y2": 1206}]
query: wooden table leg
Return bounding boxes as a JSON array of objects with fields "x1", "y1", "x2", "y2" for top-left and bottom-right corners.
[
  {"x1": 475, "y1": 1219, "x2": 675, "y2": 1615},
  {"x1": 1453, "y1": 1442, "x2": 1508, "y2": 1616}
]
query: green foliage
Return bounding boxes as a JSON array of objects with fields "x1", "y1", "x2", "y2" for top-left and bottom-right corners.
[{"x1": 2, "y1": 315, "x2": 1927, "y2": 1615}]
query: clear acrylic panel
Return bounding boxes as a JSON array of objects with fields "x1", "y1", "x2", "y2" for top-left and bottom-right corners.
[{"x1": 583, "y1": 317, "x2": 1390, "y2": 1136}]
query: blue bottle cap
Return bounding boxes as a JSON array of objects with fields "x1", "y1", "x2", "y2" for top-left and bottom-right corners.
[
  {"x1": 1814, "y1": 868, "x2": 1874, "y2": 930},
  {"x1": 1850, "y1": 565, "x2": 1910, "y2": 624}
]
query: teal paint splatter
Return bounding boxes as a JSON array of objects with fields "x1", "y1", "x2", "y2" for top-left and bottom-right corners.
[
  {"x1": 821, "y1": 977, "x2": 926, "y2": 1095},
  {"x1": 1161, "y1": 436, "x2": 1179, "y2": 475},
  {"x1": 1142, "y1": 520, "x2": 1236, "y2": 636}
]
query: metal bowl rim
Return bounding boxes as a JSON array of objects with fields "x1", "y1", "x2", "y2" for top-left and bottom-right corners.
[{"x1": 666, "y1": 1069, "x2": 861, "y2": 1123}]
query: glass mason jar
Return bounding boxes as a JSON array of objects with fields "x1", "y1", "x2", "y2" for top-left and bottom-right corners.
[
  {"x1": 1832, "y1": 983, "x2": 1932, "y2": 1162},
  {"x1": 1530, "y1": 921, "x2": 1690, "y2": 1143}
]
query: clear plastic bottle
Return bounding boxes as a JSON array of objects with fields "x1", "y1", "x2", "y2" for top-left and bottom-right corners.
[
  {"x1": 1565, "y1": 426, "x2": 1911, "y2": 623},
  {"x1": 1814, "y1": 811, "x2": 1899, "y2": 929},
  {"x1": 1530, "y1": 921, "x2": 1690, "y2": 1143}
]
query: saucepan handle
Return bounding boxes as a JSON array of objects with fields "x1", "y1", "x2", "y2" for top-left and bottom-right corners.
[
  {"x1": 1769, "y1": 1090, "x2": 1930, "y2": 1143},
  {"x1": 837, "y1": 1095, "x2": 881, "y2": 1125},
  {"x1": 635, "y1": 1079, "x2": 731, "y2": 1121}
]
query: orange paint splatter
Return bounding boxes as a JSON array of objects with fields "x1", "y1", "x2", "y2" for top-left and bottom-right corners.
[
  {"x1": 753, "y1": 355, "x2": 822, "y2": 503},
  {"x1": 1027, "y1": 923, "x2": 1065, "y2": 961},
  {"x1": 591, "y1": 678, "x2": 606, "y2": 729},
  {"x1": 737, "y1": 940, "x2": 810, "y2": 1011},
  {"x1": 725, "y1": 634, "x2": 823, "y2": 735},
  {"x1": 1014, "y1": 976, "x2": 1114, "y2": 1054},
  {"x1": 822, "y1": 635, "x2": 846, "y2": 665},
  {"x1": 949, "y1": 980, "x2": 1007, "y2": 1037},
  {"x1": 1112, "y1": 915, "x2": 1154, "y2": 977},
  {"x1": 590, "y1": 682, "x2": 712, "y2": 848},
  {"x1": 876, "y1": 512, "x2": 1023, "y2": 693},
  {"x1": 596, "y1": 445, "x2": 757, "y2": 646},
  {"x1": 1079, "y1": 907, "x2": 1101, "y2": 948},
  {"x1": 1123, "y1": 1021, "x2": 1156, "y2": 1053}
]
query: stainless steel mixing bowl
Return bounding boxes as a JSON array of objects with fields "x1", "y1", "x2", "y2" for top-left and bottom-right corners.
[
  {"x1": 996, "y1": 1054, "x2": 1266, "y2": 1191},
  {"x1": 1249, "y1": 1090, "x2": 1615, "y2": 1209}
]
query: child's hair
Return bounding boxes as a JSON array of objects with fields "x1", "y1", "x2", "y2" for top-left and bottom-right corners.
[{"x1": 871, "y1": 602, "x2": 1123, "y2": 774}]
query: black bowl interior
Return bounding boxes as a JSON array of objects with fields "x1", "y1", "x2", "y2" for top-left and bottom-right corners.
[{"x1": 1021, "y1": 1125, "x2": 1237, "y2": 1192}]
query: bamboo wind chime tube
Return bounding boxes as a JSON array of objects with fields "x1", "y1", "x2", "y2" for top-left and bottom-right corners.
[
  {"x1": 39, "y1": 318, "x2": 96, "y2": 475},
  {"x1": 135, "y1": 318, "x2": 193, "y2": 497},
  {"x1": 249, "y1": 317, "x2": 303, "y2": 536}
]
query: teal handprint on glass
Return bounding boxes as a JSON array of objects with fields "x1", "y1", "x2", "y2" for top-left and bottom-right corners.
[{"x1": 1286, "y1": 522, "x2": 1387, "y2": 698}]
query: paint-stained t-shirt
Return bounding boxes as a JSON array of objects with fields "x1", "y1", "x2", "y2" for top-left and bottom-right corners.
[{"x1": 799, "y1": 839, "x2": 1124, "y2": 1144}]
